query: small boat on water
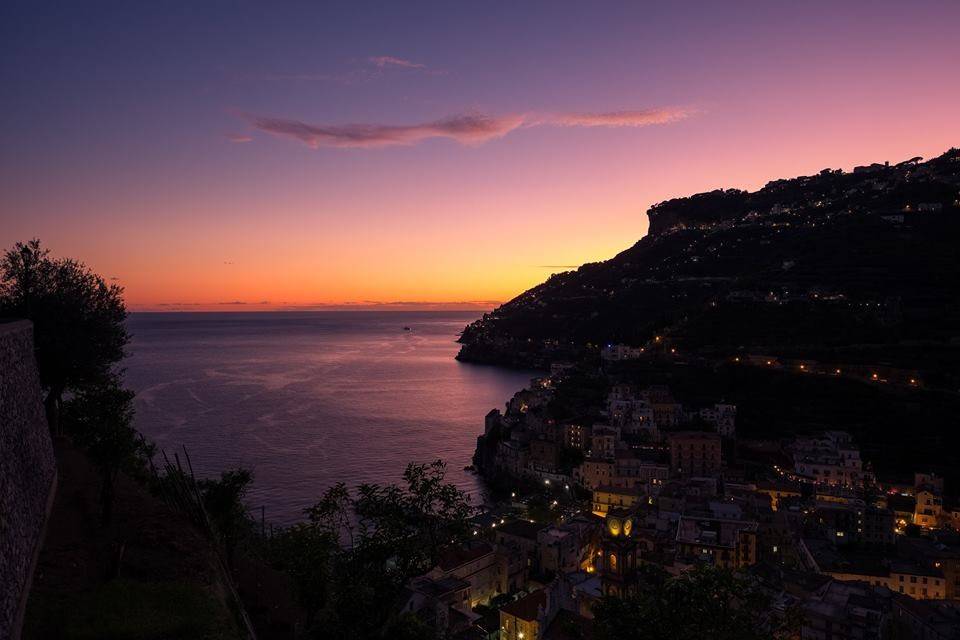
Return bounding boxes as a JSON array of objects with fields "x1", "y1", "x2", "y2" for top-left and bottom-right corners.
[{"x1": 403, "y1": 326, "x2": 412, "y2": 331}]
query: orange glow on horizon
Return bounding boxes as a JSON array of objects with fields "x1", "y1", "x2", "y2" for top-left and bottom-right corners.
[{"x1": 3, "y1": 2, "x2": 959, "y2": 309}]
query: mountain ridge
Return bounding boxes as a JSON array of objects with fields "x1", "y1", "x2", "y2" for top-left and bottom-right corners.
[{"x1": 457, "y1": 148, "x2": 960, "y2": 388}]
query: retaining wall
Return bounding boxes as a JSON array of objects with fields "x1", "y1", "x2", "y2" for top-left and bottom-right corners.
[{"x1": 0, "y1": 320, "x2": 57, "y2": 640}]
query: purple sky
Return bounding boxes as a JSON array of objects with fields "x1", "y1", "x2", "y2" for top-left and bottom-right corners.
[{"x1": 2, "y1": 0, "x2": 958, "y2": 308}]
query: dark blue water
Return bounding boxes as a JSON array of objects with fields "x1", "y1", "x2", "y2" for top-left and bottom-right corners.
[{"x1": 124, "y1": 312, "x2": 533, "y2": 525}]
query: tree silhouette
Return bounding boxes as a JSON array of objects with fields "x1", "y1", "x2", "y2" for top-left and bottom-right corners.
[
  {"x1": 267, "y1": 461, "x2": 474, "y2": 638},
  {"x1": 64, "y1": 378, "x2": 154, "y2": 524},
  {"x1": 0, "y1": 239, "x2": 128, "y2": 433},
  {"x1": 198, "y1": 468, "x2": 254, "y2": 567}
]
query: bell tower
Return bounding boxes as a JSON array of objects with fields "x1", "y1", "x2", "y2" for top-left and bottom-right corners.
[{"x1": 600, "y1": 508, "x2": 639, "y2": 597}]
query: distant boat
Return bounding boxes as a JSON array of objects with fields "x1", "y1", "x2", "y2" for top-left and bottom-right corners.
[{"x1": 403, "y1": 326, "x2": 412, "y2": 331}]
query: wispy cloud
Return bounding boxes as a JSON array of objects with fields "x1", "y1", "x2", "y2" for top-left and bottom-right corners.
[
  {"x1": 226, "y1": 133, "x2": 253, "y2": 143},
  {"x1": 247, "y1": 112, "x2": 526, "y2": 149},
  {"x1": 244, "y1": 106, "x2": 693, "y2": 149},
  {"x1": 369, "y1": 55, "x2": 426, "y2": 70},
  {"x1": 548, "y1": 108, "x2": 695, "y2": 128}
]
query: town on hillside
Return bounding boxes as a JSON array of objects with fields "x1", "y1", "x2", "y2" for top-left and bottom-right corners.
[{"x1": 396, "y1": 351, "x2": 960, "y2": 639}]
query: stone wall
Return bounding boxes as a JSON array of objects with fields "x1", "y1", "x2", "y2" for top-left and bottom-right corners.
[{"x1": 0, "y1": 320, "x2": 57, "y2": 640}]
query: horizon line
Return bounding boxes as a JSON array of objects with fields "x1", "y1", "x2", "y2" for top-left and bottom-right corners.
[{"x1": 127, "y1": 302, "x2": 503, "y2": 313}]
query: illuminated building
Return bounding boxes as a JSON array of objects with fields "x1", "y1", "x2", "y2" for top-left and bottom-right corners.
[
  {"x1": 675, "y1": 516, "x2": 758, "y2": 569},
  {"x1": 591, "y1": 486, "x2": 643, "y2": 516},
  {"x1": 788, "y1": 432, "x2": 866, "y2": 488},
  {"x1": 915, "y1": 498, "x2": 942, "y2": 529},
  {"x1": 599, "y1": 508, "x2": 639, "y2": 597},
  {"x1": 560, "y1": 422, "x2": 585, "y2": 450},
  {"x1": 499, "y1": 589, "x2": 547, "y2": 640},
  {"x1": 755, "y1": 480, "x2": 802, "y2": 511},
  {"x1": 825, "y1": 562, "x2": 947, "y2": 600}
]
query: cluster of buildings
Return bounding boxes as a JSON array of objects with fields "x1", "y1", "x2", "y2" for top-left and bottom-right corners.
[
  {"x1": 477, "y1": 379, "x2": 736, "y2": 490},
  {"x1": 399, "y1": 514, "x2": 604, "y2": 639},
  {"x1": 786, "y1": 431, "x2": 869, "y2": 488},
  {"x1": 455, "y1": 370, "x2": 960, "y2": 639}
]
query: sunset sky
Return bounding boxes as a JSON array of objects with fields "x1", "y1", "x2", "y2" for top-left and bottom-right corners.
[{"x1": 2, "y1": 1, "x2": 958, "y2": 310}]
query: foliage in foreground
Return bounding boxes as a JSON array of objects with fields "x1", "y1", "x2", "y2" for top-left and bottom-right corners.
[
  {"x1": 593, "y1": 565, "x2": 801, "y2": 640},
  {"x1": 197, "y1": 467, "x2": 255, "y2": 566},
  {"x1": 265, "y1": 460, "x2": 473, "y2": 639},
  {"x1": 63, "y1": 377, "x2": 155, "y2": 524}
]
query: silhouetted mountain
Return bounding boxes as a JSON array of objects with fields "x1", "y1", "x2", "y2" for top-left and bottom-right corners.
[{"x1": 458, "y1": 149, "x2": 960, "y2": 387}]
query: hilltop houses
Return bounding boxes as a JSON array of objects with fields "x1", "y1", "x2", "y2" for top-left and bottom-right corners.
[{"x1": 459, "y1": 355, "x2": 960, "y2": 640}]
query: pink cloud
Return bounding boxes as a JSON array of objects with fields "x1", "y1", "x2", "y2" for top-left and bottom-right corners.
[
  {"x1": 226, "y1": 133, "x2": 253, "y2": 143},
  {"x1": 247, "y1": 112, "x2": 526, "y2": 149},
  {"x1": 245, "y1": 106, "x2": 693, "y2": 149},
  {"x1": 548, "y1": 107, "x2": 695, "y2": 127}
]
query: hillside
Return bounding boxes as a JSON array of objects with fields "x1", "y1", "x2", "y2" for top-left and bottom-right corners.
[
  {"x1": 457, "y1": 149, "x2": 960, "y2": 388},
  {"x1": 23, "y1": 440, "x2": 245, "y2": 640}
]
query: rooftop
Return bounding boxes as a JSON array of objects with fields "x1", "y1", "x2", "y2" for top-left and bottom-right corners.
[
  {"x1": 409, "y1": 575, "x2": 470, "y2": 599},
  {"x1": 889, "y1": 561, "x2": 944, "y2": 579},
  {"x1": 894, "y1": 595, "x2": 960, "y2": 637},
  {"x1": 676, "y1": 516, "x2": 758, "y2": 548},
  {"x1": 806, "y1": 580, "x2": 888, "y2": 623},
  {"x1": 538, "y1": 526, "x2": 573, "y2": 542},
  {"x1": 496, "y1": 520, "x2": 544, "y2": 541},
  {"x1": 500, "y1": 589, "x2": 546, "y2": 622},
  {"x1": 437, "y1": 541, "x2": 494, "y2": 572}
]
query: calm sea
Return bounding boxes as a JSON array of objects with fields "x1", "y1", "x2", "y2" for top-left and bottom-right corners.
[{"x1": 124, "y1": 311, "x2": 534, "y2": 525}]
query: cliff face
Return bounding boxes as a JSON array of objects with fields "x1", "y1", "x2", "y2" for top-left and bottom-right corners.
[
  {"x1": 645, "y1": 189, "x2": 749, "y2": 237},
  {"x1": 0, "y1": 320, "x2": 57, "y2": 640}
]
